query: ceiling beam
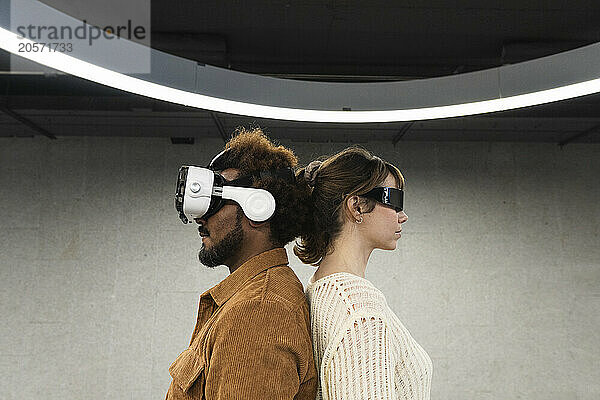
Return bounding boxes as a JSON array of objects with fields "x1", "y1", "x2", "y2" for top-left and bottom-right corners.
[
  {"x1": 210, "y1": 112, "x2": 229, "y2": 143},
  {"x1": 558, "y1": 123, "x2": 600, "y2": 147},
  {"x1": 392, "y1": 122, "x2": 414, "y2": 145},
  {"x1": 0, "y1": 105, "x2": 57, "y2": 139}
]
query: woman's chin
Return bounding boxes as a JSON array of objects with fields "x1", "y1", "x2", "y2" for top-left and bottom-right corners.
[{"x1": 380, "y1": 241, "x2": 397, "y2": 251}]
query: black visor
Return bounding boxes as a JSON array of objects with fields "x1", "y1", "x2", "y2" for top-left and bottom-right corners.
[{"x1": 362, "y1": 187, "x2": 404, "y2": 212}]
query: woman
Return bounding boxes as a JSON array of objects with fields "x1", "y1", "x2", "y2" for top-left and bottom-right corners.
[{"x1": 295, "y1": 147, "x2": 432, "y2": 400}]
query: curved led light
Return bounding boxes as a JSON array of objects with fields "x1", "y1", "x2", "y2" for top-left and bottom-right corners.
[{"x1": 2, "y1": 26, "x2": 600, "y2": 123}]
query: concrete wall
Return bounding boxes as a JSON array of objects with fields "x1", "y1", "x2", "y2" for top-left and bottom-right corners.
[{"x1": 1, "y1": 136, "x2": 598, "y2": 400}]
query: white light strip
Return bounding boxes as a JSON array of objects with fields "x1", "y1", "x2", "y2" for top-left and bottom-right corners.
[{"x1": 2, "y1": 27, "x2": 600, "y2": 123}]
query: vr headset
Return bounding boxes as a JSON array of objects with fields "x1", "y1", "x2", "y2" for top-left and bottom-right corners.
[{"x1": 175, "y1": 150, "x2": 294, "y2": 224}]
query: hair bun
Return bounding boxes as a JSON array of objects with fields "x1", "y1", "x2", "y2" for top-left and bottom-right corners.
[{"x1": 304, "y1": 160, "x2": 323, "y2": 188}]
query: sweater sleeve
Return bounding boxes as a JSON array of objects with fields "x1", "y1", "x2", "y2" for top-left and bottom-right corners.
[{"x1": 323, "y1": 314, "x2": 396, "y2": 400}]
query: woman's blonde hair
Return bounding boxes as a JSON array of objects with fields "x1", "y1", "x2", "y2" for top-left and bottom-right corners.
[{"x1": 294, "y1": 146, "x2": 404, "y2": 265}]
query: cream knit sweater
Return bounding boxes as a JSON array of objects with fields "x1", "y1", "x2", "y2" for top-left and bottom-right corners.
[{"x1": 305, "y1": 272, "x2": 432, "y2": 400}]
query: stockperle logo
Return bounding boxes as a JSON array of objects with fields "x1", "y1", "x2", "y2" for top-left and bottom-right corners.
[{"x1": 10, "y1": 0, "x2": 151, "y2": 74}]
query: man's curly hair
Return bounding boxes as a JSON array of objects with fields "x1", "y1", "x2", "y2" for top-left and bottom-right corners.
[{"x1": 214, "y1": 127, "x2": 311, "y2": 247}]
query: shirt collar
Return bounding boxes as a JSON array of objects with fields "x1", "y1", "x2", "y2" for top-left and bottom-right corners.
[{"x1": 208, "y1": 248, "x2": 288, "y2": 306}]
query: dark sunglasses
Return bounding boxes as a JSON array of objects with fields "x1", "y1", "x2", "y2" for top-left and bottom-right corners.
[{"x1": 361, "y1": 187, "x2": 404, "y2": 212}]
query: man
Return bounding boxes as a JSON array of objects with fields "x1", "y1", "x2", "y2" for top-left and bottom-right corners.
[{"x1": 166, "y1": 128, "x2": 317, "y2": 400}]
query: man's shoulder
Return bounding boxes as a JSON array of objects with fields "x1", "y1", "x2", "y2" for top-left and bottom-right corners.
[
  {"x1": 228, "y1": 265, "x2": 307, "y2": 314},
  {"x1": 212, "y1": 267, "x2": 310, "y2": 336}
]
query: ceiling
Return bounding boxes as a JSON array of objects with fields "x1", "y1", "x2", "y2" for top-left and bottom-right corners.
[{"x1": 2, "y1": 0, "x2": 600, "y2": 144}]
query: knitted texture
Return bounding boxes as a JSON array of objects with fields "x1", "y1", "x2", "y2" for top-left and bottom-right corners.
[{"x1": 306, "y1": 272, "x2": 432, "y2": 400}]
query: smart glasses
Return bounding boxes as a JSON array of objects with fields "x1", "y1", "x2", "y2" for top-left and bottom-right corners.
[{"x1": 361, "y1": 187, "x2": 404, "y2": 212}]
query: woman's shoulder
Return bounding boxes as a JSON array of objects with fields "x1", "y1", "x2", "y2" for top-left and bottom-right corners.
[{"x1": 306, "y1": 272, "x2": 388, "y2": 316}]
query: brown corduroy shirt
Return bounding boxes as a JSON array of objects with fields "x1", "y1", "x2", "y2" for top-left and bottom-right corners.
[{"x1": 166, "y1": 248, "x2": 317, "y2": 400}]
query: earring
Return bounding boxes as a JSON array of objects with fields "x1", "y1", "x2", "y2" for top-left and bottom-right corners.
[{"x1": 356, "y1": 214, "x2": 363, "y2": 224}]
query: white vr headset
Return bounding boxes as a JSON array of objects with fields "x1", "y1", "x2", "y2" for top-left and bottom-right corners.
[{"x1": 175, "y1": 151, "x2": 295, "y2": 224}]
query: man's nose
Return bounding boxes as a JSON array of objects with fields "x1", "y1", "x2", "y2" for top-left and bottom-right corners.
[
  {"x1": 398, "y1": 211, "x2": 408, "y2": 223},
  {"x1": 194, "y1": 217, "x2": 206, "y2": 225}
]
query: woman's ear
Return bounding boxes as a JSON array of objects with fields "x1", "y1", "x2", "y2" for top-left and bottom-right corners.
[{"x1": 343, "y1": 195, "x2": 362, "y2": 221}]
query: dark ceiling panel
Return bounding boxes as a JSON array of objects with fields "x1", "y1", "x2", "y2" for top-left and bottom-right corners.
[{"x1": 149, "y1": 1, "x2": 600, "y2": 76}]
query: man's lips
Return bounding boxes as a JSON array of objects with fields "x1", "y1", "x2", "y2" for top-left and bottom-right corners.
[{"x1": 198, "y1": 227, "x2": 210, "y2": 237}]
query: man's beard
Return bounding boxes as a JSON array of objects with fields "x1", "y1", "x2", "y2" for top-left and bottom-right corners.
[{"x1": 198, "y1": 208, "x2": 244, "y2": 268}]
